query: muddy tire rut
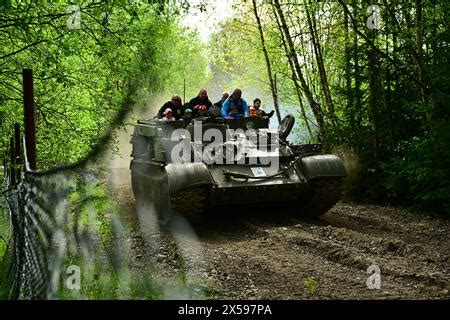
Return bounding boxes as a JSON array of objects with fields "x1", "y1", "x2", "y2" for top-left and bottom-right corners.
[
  {"x1": 110, "y1": 169, "x2": 449, "y2": 300},
  {"x1": 196, "y1": 204, "x2": 449, "y2": 299}
]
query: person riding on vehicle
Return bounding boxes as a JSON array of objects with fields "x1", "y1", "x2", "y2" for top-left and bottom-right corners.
[
  {"x1": 221, "y1": 89, "x2": 248, "y2": 119},
  {"x1": 253, "y1": 98, "x2": 275, "y2": 119},
  {"x1": 195, "y1": 105, "x2": 209, "y2": 118},
  {"x1": 214, "y1": 92, "x2": 230, "y2": 110},
  {"x1": 210, "y1": 92, "x2": 229, "y2": 118},
  {"x1": 157, "y1": 95, "x2": 183, "y2": 120},
  {"x1": 182, "y1": 108, "x2": 194, "y2": 125},
  {"x1": 159, "y1": 108, "x2": 176, "y2": 122},
  {"x1": 188, "y1": 89, "x2": 213, "y2": 117}
]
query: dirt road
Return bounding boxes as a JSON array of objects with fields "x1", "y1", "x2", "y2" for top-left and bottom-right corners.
[{"x1": 110, "y1": 169, "x2": 449, "y2": 300}]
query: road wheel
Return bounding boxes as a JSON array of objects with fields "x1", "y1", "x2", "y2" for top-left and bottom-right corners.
[{"x1": 304, "y1": 177, "x2": 343, "y2": 218}]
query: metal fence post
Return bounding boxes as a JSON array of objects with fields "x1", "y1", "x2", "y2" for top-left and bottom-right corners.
[
  {"x1": 23, "y1": 69, "x2": 37, "y2": 171},
  {"x1": 9, "y1": 137, "x2": 15, "y2": 186},
  {"x1": 14, "y1": 123, "x2": 21, "y2": 182},
  {"x1": 3, "y1": 155, "x2": 9, "y2": 186}
]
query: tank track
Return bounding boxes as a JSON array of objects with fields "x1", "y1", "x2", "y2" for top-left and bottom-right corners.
[
  {"x1": 305, "y1": 177, "x2": 343, "y2": 217},
  {"x1": 170, "y1": 186, "x2": 209, "y2": 222},
  {"x1": 168, "y1": 178, "x2": 342, "y2": 221}
]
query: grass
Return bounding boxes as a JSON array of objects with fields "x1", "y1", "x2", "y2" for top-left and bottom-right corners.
[
  {"x1": 0, "y1": 168, "x2": 211, "y2": 300},
  {"x1": 55, "y1": 252, "x2": 211, "y2": 300},
  {"x1": 56, "y1": 258, "x2": 167, "y2": 300},
  {"x1": 0, "y1": 240, "x2": 11, "y2": 300},
  {"x1": 0, "y1": 203, "x2": 10, "y2": 299},
  {"x1": 304, "y1": 277, "x2": 318, "y2": 296},
  {"x1": 56, "y1": 174, "x2": 172, "y2": 300},
  {"x1": 0, "y1": 238, "x2": 6, "y2": 265}
]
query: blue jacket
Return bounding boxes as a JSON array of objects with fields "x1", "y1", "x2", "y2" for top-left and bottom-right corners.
[{"x1": 221, "y1": 98, "x2": 249, "y2": 118}]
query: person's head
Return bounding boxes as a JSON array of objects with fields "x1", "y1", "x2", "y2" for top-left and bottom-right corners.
[
  {"x1": 221, "y1": 92, "x2": 230, "y2": 101},
  {"x1": 198, "y1": 105, "x2": 208, "y2": 116},
  {"x1": 163, "y1": 108, "x2": 173, "y2": 117},
  {"x1": 253, "y1": 98, "x2": 261, "y2": 109},
  {"x1": 198, "y1": 89, "x2": 208, "y2": 101},
  {"x1": 171, "y1": 95, "x2": 182, "y2": 106},
  {"x1": 184, "y1": 108, "x2": 193, "y2": 118},
  {"x1": 231, "y1": 88, "x2": 242, "y2": 100}
]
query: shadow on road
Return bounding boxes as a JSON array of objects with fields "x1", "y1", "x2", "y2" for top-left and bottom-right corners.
[{"x1": 187, "y1": 202, "x2": 329, "y2": 240}]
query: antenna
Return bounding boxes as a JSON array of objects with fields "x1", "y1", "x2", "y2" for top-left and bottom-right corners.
[{"x1": 183, "y1": 79, "x2": 186, "y2": 105}]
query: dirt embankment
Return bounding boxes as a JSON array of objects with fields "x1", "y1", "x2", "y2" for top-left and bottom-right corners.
[{"x1": 110, "y1": 168, "x2": 449, "y2": 300}]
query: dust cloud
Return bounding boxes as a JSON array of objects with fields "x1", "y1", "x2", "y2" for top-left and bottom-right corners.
[
  {"x1": 332, "y1": 145, "x2": 361, "y2": 196},
  {"x1": 104, "y1": 91, "x2": 208, "y2": 300}
]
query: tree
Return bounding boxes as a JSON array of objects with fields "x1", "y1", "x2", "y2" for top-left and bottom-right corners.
[
  {"x1": 305, "y1": 2, "x2": 338, "y2": 132},
  {"x1": 0, "y1": 1, "x2": 208, "y2": 169},
  {"x1": 272, "y1": 0, "x2": 326, "y2": 143},
  {"x1": 251, "y1": 0, "x2": 281, "y2": 122},
  {"x1": 211, "y1": 0, "x2": 450, "y2": 212}
]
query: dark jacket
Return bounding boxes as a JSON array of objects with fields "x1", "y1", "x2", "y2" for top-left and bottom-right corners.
[
  {"x1": 256, "y1": 109, "x2": 275, "y2": 119},
  {"x1": 188, "y1": 96, "x2": 213, "y2": 117},
  {"x1": 157, "y1": 101, "x2": 184, "y2": 120},
  {"x1": 182, "y1": 115, "x2": 193, "y2": 126},
  {"x1": 214, "y1": 99, "x2": 226, "y2": 109}
]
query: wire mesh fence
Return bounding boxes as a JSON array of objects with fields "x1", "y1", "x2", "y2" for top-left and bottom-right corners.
[
  {"x1": 0, "y1": 75, "x2": 137, "y2": 300},
  {"x1": 0, "y1": 73, "x2": 205, "y2": 300},
  {"x1": 2, "y1": 172, "x2": 68, "y2": 298},
  {"x1": 0, "y1": 169, "x2": 134, "y2": 300}
]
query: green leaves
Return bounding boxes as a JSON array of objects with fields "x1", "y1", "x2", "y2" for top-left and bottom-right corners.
[
  {"x1": 1, "y1": 1, "x2": 207, "y2": 170},
  {"x1": 383, "y1": 125, "x2": 450, "y2": 214}
]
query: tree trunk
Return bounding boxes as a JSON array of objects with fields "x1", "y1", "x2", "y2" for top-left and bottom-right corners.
[
  {"x1": 305, "y1": 3, "x2": 338, "y2": 130},
  {"x1": 367, "y1": 26, "x2": 382, "y2": 168},
  {"x1": 272, "y1": 0, "x2": 326, "y2": 143},
  {"x1": 344, "y1": 8, "x2": 355, "y2": 139},
  {"x1": 272, "y1": 4, "x2": 313, "y2": 139},
  {"x1": 251, "y1": 0, "x2": 281, "y2": 123},
  {"x1": 384, "y1": 28, "x2": 395, "y2": 150},
  {"x1": 414, "y1": 0, "x2": 431, "y2": 121},
  {"x1": 352, "y1": 5, "x2": 363, "y2": 153}
]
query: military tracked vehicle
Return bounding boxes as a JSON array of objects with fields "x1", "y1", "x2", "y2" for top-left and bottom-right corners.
[{"x1": 130, "y1": 115, "x2": 346, "y2": 224}]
